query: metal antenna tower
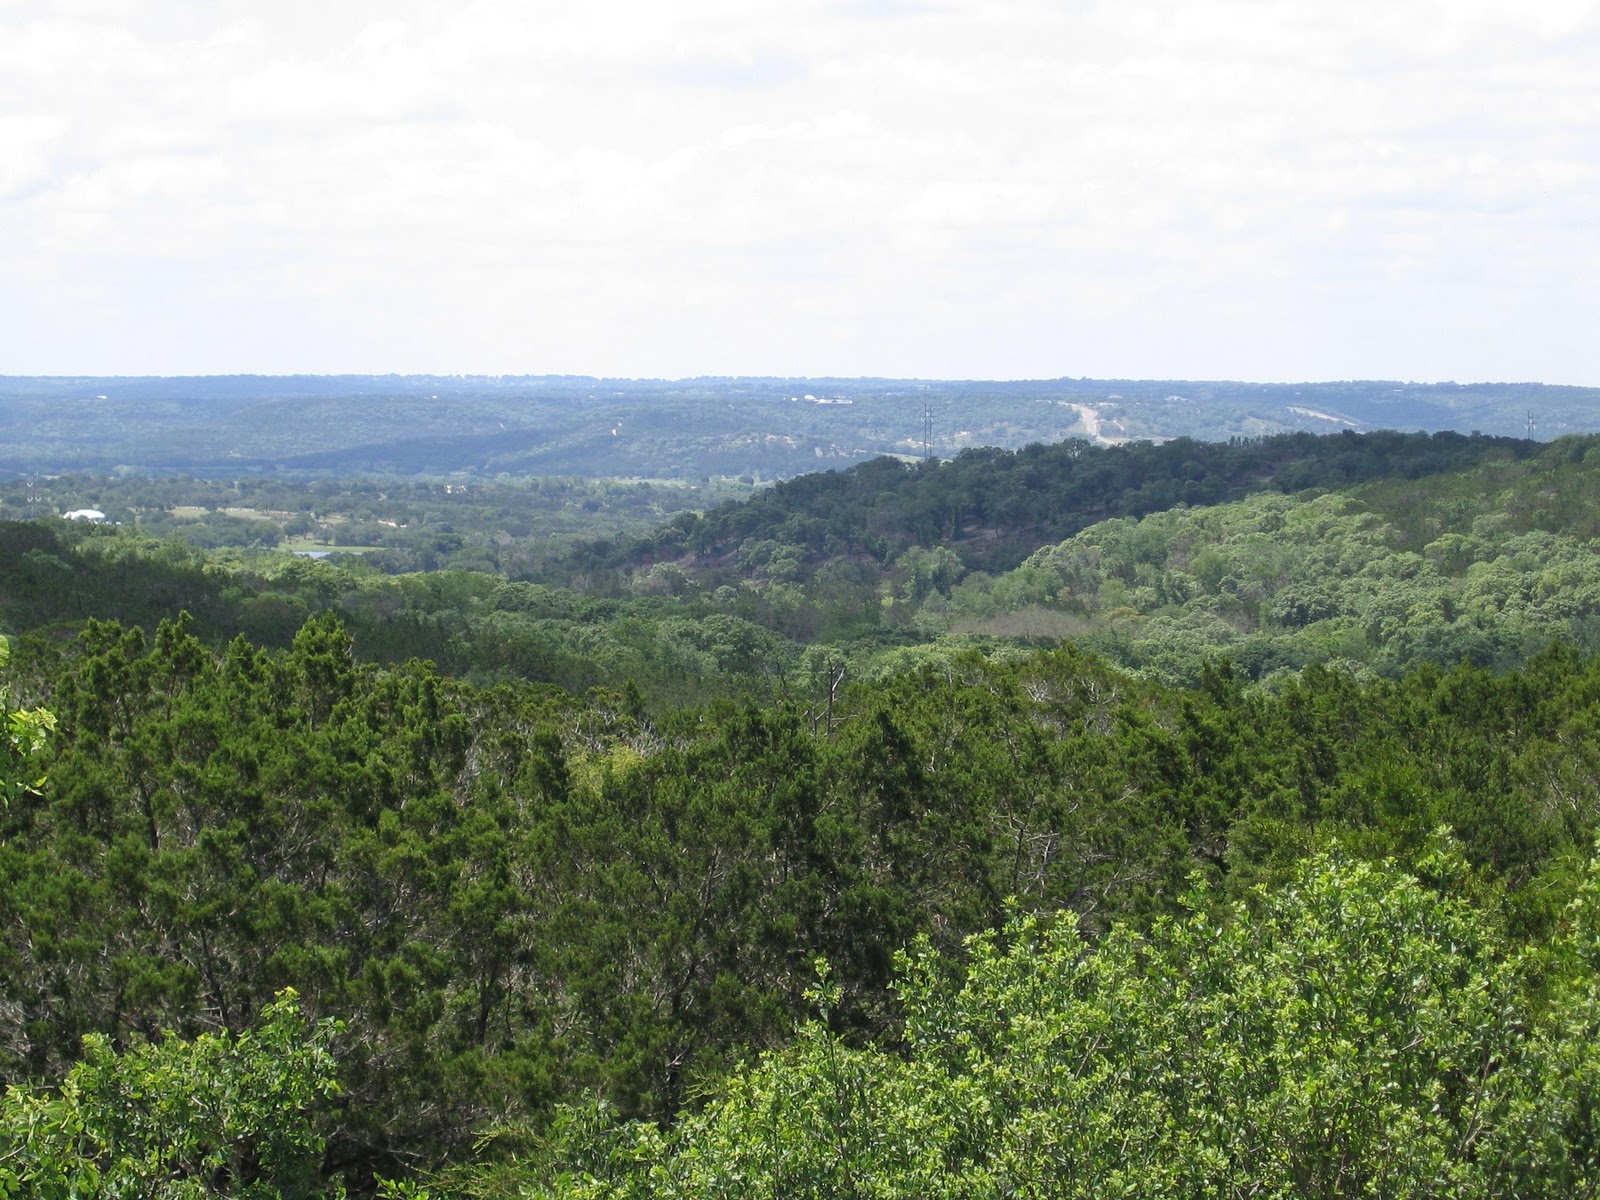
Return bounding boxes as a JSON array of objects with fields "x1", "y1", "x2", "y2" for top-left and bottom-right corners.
[
  {"x1": 922, "y1": 403, "x2": 934, "y2": 460},
  {"x1": 1527, "y1": 410, "x2": 1535, "y2": 440}
]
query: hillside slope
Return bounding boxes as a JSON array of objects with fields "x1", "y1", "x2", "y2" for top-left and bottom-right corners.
[
  {"x1": 923, "y1": 436, "x2": 1600, "y2": 682},
  {"x1": 566, "y1": 429, "x2": 1540, "y2": 580}
]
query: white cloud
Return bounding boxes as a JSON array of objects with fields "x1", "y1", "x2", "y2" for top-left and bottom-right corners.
[
  {"x1": 1, "y1": 0, "x2": 1596, "y2": 382},
  {"x1": 0, "y1": 114, "x2": 67, "y2": 200}
]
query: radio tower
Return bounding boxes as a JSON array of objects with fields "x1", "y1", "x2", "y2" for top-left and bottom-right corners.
[
  {"x1": 922, "y1": 403, "x2": 934, "y2": 461},
  {"x1": 1527, "y1": 410, "x2": 1535, "y2": 440}
]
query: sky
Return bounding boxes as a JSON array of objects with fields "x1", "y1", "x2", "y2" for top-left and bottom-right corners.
[{"x1": 2, "y1": 0, "x2": 1598, "y2": 383}]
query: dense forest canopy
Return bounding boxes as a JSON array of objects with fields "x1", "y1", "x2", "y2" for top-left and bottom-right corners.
[
  {"x1": 584, "y1": 427, "x2": 1542, "y2": 577},
  {"x1": 5, "y1": 423, "x2": 1600, "y2": 1195}
]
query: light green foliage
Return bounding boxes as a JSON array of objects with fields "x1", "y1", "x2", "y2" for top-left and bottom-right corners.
[
  {"x1": 947, "y1": 450, "x2": 1600, "y2": 684},
  {"x1": 889, "y1": 545, "x2": 965, "y2": 606},
  {"x1": 0, "y1": 990, "x2": 341, "y2": 1199},
  {"x1": 0, "y1": 636, "x2": 55, "y2": 804},
  {"x1": 14, "y1": 608, "x2": 1600, "y2": 1190},
  {"x1": 535, "y1": 850, "x2": 1600, "y2": 1198},
  {"x1": 1, "y1": 704, "x2": 54, "y2": 804},
  {"x1": 1480, "y1": 853, "x2": 1600, "y2": 1193}
]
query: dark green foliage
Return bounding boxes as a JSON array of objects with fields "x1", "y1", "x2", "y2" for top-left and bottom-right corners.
[
  {"x1": 0, "y1": 522, "x2": 796, "y2": 703},
  {"x1": 11, "y1": 607, "x2": 1600, "y2": 1193},
  {"x1": 10, "y1": 423, "x2": 1600, "y2": 1194},
  {"x1": 583, "y1": 429, "x2": 1538, "y2": 582}
]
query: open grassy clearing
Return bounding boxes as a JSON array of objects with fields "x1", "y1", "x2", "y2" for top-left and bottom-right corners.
[
  {"x1": 167, "y1": 505, "x2": 294, "y2": 520},
  {"x1": 280, "y1": 537, "x2": 375, "y2": 554}
]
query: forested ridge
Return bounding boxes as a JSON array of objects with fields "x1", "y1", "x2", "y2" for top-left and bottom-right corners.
[
  {"x1": 551, "y1": 427, "x2": 1541, "y2": 579},
  {"x1": 5, "y1": 427, "x2": 1600, "y2": 1196}
]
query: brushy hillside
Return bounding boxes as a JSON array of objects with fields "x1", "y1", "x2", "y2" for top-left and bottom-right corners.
[
  {"x1": 9, "y1": 427, "x2": 1600, "y2": 1194},
  {"x1": 560, "y1": 428, "x2": 1540, "y2": 581},
  {"x1": 921, "y1": 435, "x2": 1600, "y2": 683}
]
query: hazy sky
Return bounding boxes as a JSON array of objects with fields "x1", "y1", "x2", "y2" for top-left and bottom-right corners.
[{"x1": 3, "y1": 0, "x2": 1597, "y2": 382}]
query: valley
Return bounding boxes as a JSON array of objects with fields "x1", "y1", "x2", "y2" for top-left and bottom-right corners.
[{"x1": 6, "y1": 417, "x2": 1600, "y2": 1196}]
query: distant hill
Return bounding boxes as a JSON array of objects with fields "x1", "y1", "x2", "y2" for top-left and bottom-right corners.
[
  {"x1": 561, "y1": 429, "x2": 1543, "y2": 579},
  {"x1": 924, "y1": 434, "x2": 1600, "y2": 684},
  {"x1": 1, "y1": 374, "x2": 1593, "y2": 479}
]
